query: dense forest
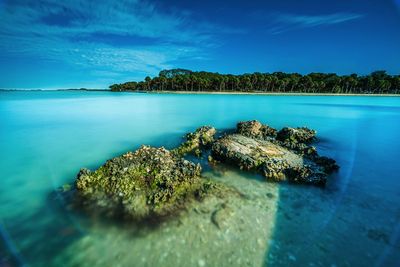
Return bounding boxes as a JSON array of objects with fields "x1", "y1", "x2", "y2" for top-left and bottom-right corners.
[{"x1": 109, "y1": 69, "x2": 400, "y2": 94}]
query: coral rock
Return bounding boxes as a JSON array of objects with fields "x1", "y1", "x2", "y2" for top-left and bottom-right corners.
[
  {"x1": 75, "y1": 145, "x2": 209, "y2": 220},
  {"x1": 173, "y1": 126, "x2": 216, "y2": 156},
  {"x1": 237, "y1": 120, "x2": 277, "y2": 140},
  {"x1": 211, "y1": 134, "x2": 334, "y2": 186}
]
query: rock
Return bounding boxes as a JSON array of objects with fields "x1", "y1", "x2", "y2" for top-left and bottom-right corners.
[
  {"x1": 284, "y1": 165, "x2": 327, "y2": 186},
  {"x1": 211, "y1": 134, "x2": 333, "y2": 186},
  {"x1": 237, "y1": 120, "x2": 277, "y2": 140},
  {"x1": 236, "y1": 121, "x2": 319, "y2": 157},
  {"x1": 212, "y1": 134, "x2": 300, "y2": 170},
  {"x1": 75, "y1": 145, "x2": 212, "y2": 220},
  {"x1": 173, "y1": 126, "x2": 216, "y2": 156},
  {"x1": 266, "y1": 192, "x2": 275, "y2": 199},
  {"x1": 210, "y1": 203, "x2": 233, "y2": 229},
  {"x1": 277, "y1": 127, "x2": 316, "y2": 144},
  {"x1": 70, "y1": 120, "x2": 338, "y2": 222},
  {"x1": 314, "y1": 156, "x2": 339, "y2": 173},
  {"x1": 207, "y1": 155, "x2": 219, "y2": 165},
  {"x1": 274, "y1": 127, "x2": 319, "y2": 156}
]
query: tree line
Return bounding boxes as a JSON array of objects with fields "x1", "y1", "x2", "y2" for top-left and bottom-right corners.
[{"x1": 109, "y1": 69, "x2": 400, "y2": 94}]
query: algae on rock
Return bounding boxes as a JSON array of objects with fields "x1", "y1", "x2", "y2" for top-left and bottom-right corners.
[
  {"x1": 173, "y1": 126, "x2": 216, "y2": 157},
  {"x1": 75, "y1": 145, "x2": 211, "y2": 220},
  {"x1": 72, "y1": 120, "x2": 339, "y2": 222}
]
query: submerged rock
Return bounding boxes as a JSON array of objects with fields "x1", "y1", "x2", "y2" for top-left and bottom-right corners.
[
  {"x1": 173, "y1": 126, "x2": 216, "y2": 156},
  {"x1": 75, "y1": 145, "x2": 212, "y2": 220},
  {"x1": 210, "y1": 203, "x2": 234, "y2": 229},
  {"x1": 314, "y1": 156, "x2": 339, "y2": 173},
  {"x1": 237, "y1": 120, "x2": 277, "y2": 140}
]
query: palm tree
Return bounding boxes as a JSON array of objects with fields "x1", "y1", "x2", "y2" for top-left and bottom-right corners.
[
  {"x1": 110, "y1": 69, "x2": 399, "y2": 95},
  {"x1": 144, "y1": 76, "x2": 151, "y2": 91}
]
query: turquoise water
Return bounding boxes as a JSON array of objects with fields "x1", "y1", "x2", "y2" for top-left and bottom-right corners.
[{"x1": 1, "y1": 91, "x2": 400, "y2": 266}]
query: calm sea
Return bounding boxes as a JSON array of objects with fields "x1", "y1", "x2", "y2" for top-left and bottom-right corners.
[{"x1": 1, "y1": 91, "x2": 399, "y2": 267}]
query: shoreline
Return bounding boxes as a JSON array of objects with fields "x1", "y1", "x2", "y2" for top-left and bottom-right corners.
[
  {"x1": 1, "y1": 89, "x2": 399, "y2": 96},
  {"x1": 132, "y1": 90, "x2": 400, "y2": 97}
]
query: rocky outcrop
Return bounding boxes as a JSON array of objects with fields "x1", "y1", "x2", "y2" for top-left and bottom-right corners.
[
  {"x1": 173, "y1": 126, "x2": 216, "y2": 156},
  {"x1": 314, "y1": 156, "x2": 339, "y2": 173},
  {"x1": 277, "y1": 127, "x2": 316, "y2": 144},
  {"x1": 71, "y1": 120, "x2": 338, "y2": 222},
  {"x1": 75, "y1": 145, "x2": 212, "y2": 220},
  {"x1": 211, "y1": 134, "x2": 332, "y2": 186},
  {"x1": 274, "y1": 126, "x2": 317, "y2": 154},
  {"x1": 236, "y1": 121, "x2": 319, "y2": 157},
  {"x1": 210, "y1": 120, "x2": 338, "y2": 186},
  {"x1": 237, "y1": 120, "x2": 277, "y2": 140}
]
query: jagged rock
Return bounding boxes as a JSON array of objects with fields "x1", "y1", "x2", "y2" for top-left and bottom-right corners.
[
  {"x1": 211, "y1": 134, "x2": 334, "y2": 186},
  {"x1": 212, "y1": 134, "x2": 300, "y2": 170},
  {"x1": 75, "y1": 145, "x2": 212, "y2": 220},
  {"x1": 237, "y1": 120, "x2": 277, "y2": 140},
  {"x1": 236, "y1": 121, "x2": 319, "y2": 157},
  {"x1": 71, "y1": 120, "x2": 338, "y2": 222},
  {"x1": 284, "y1": 166, "x2": 327, "y2": 186},
  {"x1": 207, "y1": 155, "x2": 219, "y2": 165},
  {"x1": 173, "y1": 126, "x2": 216, "y2": 156},
  {"x1": 273, "y1": 140, "x2": 314, "y2": 156},
  {"x1": 314, "y1": 156, "x2": 339, "y2": 173},
  {"x1": 277, "y1": 127, "x2": 316, "y2": 144},
  {"x1": 274, "y1": 127, "x2": 318, "y2": 156}
]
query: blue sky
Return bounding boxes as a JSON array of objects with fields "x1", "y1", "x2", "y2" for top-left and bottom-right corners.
[{"x1": 0, "y1": 0, "x2": 399, "y2": 89}]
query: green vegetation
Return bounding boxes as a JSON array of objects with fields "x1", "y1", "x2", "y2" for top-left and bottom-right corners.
[
  {"x1": 172, "y1": 126, "x2": 216, "y2": 157},
  {"x1": 110, "y1": 69, "x2": 400, "y2": 94},
  {"x1": 75, "y1": 146, "x2": 211, "y2": 220}
]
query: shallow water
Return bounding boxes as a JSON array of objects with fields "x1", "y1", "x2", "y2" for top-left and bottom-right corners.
[{"x1": 1, "y1": 91, "x2": 400, "y2": 267}]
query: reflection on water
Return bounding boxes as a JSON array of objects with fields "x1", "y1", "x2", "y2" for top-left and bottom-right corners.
[{"x1": 1, "y1": 91, "x2": 400, "y2": 266}]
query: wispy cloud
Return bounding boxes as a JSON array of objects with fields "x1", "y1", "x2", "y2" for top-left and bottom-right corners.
[
  {"x1": 0, "y1": 0, "x2": 237, "y2": 83},
  {"x1": 268, "y1": 12, "x2": 365, "y2": 34}
]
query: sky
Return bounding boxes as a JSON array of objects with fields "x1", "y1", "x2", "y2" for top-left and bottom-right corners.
[{"x1": 0, "y1": 0, "x2": 400, "y2": 89}]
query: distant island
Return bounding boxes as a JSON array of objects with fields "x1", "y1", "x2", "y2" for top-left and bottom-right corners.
[
  {"x1": 109, "y1": 69, "x2": 400, "y2": 94},
  {"x1": 58, "y1": 88, "x2": 107, "y2": 92},
  {"x1": 0, "y1": 88, "x2": 106, "y2": 92}
]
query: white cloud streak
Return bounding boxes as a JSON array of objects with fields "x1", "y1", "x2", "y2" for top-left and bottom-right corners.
[
  {"x1": 0, "y1": 0, "x2": 232, "y2": 79},
  {"x1": 269, "y1": 12, "x2": 365, "y2": 34}
]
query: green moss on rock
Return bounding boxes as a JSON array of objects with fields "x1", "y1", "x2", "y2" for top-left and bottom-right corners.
[
  {"x1": 173, "y1": 126, "x2": 216, "y2": 157},
  {"x1": 70, "y1": 120, "x2": 339, "y2": 222},
  {"x1": 75, "y1": 145, "x2": 211, "y2": 220}
]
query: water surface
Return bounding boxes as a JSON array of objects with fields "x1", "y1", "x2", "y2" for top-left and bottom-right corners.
[{"x1": 1, "y1": 91, "x2": 400, "y2": 266}]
